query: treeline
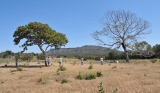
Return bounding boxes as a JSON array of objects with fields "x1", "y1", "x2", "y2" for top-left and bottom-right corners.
[
  {"x1": 47, "y1": 43, "x2": 160, "y2": 60},
  {"x1": 1, "y1": 43, "x2": 160, "y2": 61}
]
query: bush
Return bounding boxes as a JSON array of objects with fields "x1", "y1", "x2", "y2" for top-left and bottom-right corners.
[
  {"x1": 98, "y1": 82, "x2": 105, "y2": 93},
  {"x1": 88, "y1": 64, "x2": 93, "y2": 69},
  {"x1": 38, "y1": 76, "x2": 49, "y2": 83},
  {"x1": 112, "y1": 65, "x2": 117, "y2": 69},
  {"x1": 85, "y1": 73, "x2": 96, "y2": 80},
  {"x1": 151, "y1": 58, "x2": 157, "y2": 63},
  {"x1": 61, "y1": 79, "x2": 68, "y2": 84},
  {"x1": 96, "y1": 70, "x2": 103, "y2": 77},
  {"x1": 56, "y1": 68, "x2": 60, "y2": 75},
  {"x1": 59, "y1": 65, "x2": 67, "y2": 71},
  {"x1": 76, "y1": 71, "x2": 83, "y2": 80},
  {"x1": 16, "y1": 67, "x2": 23, "y2": 71}
]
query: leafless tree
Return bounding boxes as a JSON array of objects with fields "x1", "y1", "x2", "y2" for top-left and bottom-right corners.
[{"x1": 92, "y1": 10, "x2": 151, "y2": 62}]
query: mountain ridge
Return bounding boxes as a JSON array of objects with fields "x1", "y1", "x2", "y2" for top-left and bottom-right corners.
[{"x1": 47, "y1": 45, "x2": 113, "y2": 57}]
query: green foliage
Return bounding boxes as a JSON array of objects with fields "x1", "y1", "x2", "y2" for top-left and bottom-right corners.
[
  {"x1": 153, "y1": 44, "x2": 160, "y2": 58},
  {"x1": 13, "y1": 22, "x2": 68, "y2": 65},
  {"x1": 126, "y1": 72, "x2": 130, "y2": 75},
  {"x1": 96, "y1": 70, "x2": 103, "y2": 77},
  {"x1": 21, "y1": 53, "x2": 34, "y2": 62},
  {"x1": 56, "y1": 68, "x2": 60, "y2": 75},
  {"x1": 150, "y1": 58, "x2": 157, "y2": 63},
  {"x1": 61, "y1": 79, "x2": 68, "y2": 84},
  {"x1": 76, "y1": 71, "x2": 83, "y2": 80},
  {"x1": 37, "y1": 54, "x2": 44, "y2": 60},
  {"x1": 88, "y1": 64, "x2": 93, "y2": 69},
  {"x1": 112, "y1": 65, "x2": 117, "y2": 69},
  {"x1": 38, "y1": 76, "x2": 49, "y2": 83},
  {"x1": 0, "y1": 50, "x2": 14, "y2": 58},
  {"x1": 38, "y1": 77, "x2": 43, "y2": 82},
  {"x1": 58, "y1": 65, "x2": 67, "y2": 71},
  {"x1": 98, "y1": 82, "x2": 105, "y2": 93},
  {"x1": 85, "y1": 73, "x2": 96, "y2": 80},
  {"x1": 10, "y1": 67, "x2": 23, "y2": 72},
  {"x1": 16, "y1": 67, "x2": 23, "y2": 71}
]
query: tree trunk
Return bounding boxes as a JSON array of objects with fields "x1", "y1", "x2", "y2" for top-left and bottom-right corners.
[
  {"x1": 125, "y1": 51, "x2": 129, "y2": 63},
  {"x1": 38, "y1": 45, "x2": 47, "y2": 66},
  {"x1": 42, "y1": 52, "x2": 47, "y2": 66},
  {"x1": 122, "y1": 43, "x2": 130, "y2": 63}
]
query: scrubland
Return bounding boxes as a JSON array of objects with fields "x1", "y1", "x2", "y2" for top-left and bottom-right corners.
[{"x1": 0, "y1": 58, "x2": 160, "y2": 93}]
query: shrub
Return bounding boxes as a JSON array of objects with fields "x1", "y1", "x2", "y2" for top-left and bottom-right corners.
[
  {"x1": 112, "y1": 65, "x2": 117, "y2": 69},
  {"x1": 38, "y1": 76, "x2": 49, "y2": 83},
  {"x1": 56, "y1": 68, "x2": 60, "y2": 75},
  {"x1": 16, "y1": 67, "x2": 23, "y2": 71},
  {"x1": 126, "y1": 72, "x2": 130, "y2": 75},
  {"x1": 98, "y1": 82, "x2": 105, "y2": 93},
  {"x1": 1, "y1": 82, "x2": 4, "y2": 84},
  {"x1": 85, "y1": 73, "x2": 96, "y2": 80},
  {"x1": 38, "y1": 77, "x2": 43, "y2": 82},
  {"x1": 96, "y1": 70, "x2": 103, "y2": 77},
  {"x1": 59, "y1": 65, "x2": 67, "y2": 71},
  {"x1": 151, "y1": 58, "x2": 157, "y2": 63},
  {"x1": 88, "y1": 64, "x2": 93, "y2": 69},
  {"x1": 76, "y1": 71, "x2": 83, "y2": 80},
  {"x1": 61, "y1": 79, "x2": 68, "y2": 84}
]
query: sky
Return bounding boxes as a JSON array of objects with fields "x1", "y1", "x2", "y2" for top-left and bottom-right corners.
[{"x1": 0, "y1": 0, "x2": 160, "y2": 53}]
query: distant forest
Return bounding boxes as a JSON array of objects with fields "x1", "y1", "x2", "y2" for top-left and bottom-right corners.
[
  {"x1": 46, "y1": 45, "x2": 160, "y2": 60},
  {"x1": 0, "y1": 44, "x2": 160, "y2": 61}
]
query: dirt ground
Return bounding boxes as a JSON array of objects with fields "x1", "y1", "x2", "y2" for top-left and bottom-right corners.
[{"x1": 0, "y1": 59, "x2": 160, "y2": 93}]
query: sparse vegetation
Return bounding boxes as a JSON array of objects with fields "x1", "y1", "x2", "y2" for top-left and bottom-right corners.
[
  {"x1": 38, "y1": 76, "x2": 49, "y2": 84},
  {"x1": 76, "y1": 71, "x2": 83, "y2": 80},
  {"x1": 16, "y1": 67, "x2": 23, "y2": 71},
  {"x1": 58, "y1": 65, "x2": 67, "y2": 71},
  {"x1": 151, "y1": 58, "x2": 158, "y2": 63},
  {"x1": 96, "y1": 70, "x2": 103, "y2": 77},
  {"x1": 98, "y1": 82, "x2": 105, "y2": 93},
  {"x1": 61, "y1": 79, "x2": 68, "y2": 84},
  {"x1": 88, "y1": 64, "x2": 93, "y2": 69},
  {"x1": 85, "y1": 73, "x2": 96, "y2": 80},
  {"x1": 0, "y1": 59, "x2": 160, "y2": 93},
  {"x1": 112, "y1": 65, "x2": 117, "y2": 69}
]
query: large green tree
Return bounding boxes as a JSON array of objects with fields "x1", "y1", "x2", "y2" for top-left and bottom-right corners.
[
  {"x1": 130, "y1": 41, "x2": 154, "y2": 58},
  {"x1": 153, "y1": 44, "x2": 160, "y2": 58},
  {"x1": 92, "y1": 10, "x2": 151, "y2": 62},
  {"x1": 13, "y1": 22, "x2": 68, "y2": 66}
]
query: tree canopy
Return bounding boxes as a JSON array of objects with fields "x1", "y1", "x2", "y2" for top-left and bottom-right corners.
[
  {"x1": 92, "y1": 10, "x2": 151, "y2": 62},
  {"x1": 13, "y1": 22, "x2": 68, "y2": 66}
]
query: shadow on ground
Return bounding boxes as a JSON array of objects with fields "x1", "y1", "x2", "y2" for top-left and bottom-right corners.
[{"x1": 0, "y1": 65, "x2": 46, "y2": 68}]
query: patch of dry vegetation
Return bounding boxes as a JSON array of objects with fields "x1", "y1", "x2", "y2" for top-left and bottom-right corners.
[{"x1": 0, "y1": 58, "x2": 160, "y2": 93}]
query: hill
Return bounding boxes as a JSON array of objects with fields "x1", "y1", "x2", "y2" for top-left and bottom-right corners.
[{"x1": 47, "y1": 45, "x2": 112, "y2": 57}]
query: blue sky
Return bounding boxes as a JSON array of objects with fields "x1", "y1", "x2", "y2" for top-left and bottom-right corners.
[{"x1": 0, "y1": 0, "x2": 159, "y2": 53}]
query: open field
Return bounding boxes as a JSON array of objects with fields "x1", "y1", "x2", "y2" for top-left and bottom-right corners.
[{"x1": 0, "y1": 58, "x2": 160, "y2": 93}]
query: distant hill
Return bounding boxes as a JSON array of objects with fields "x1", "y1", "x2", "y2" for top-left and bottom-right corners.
[{"x1": 47, "y1": 45, "x2": 113, "y2": 57}]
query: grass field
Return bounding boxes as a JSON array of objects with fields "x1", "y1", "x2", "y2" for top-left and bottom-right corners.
[{"x1": 0, "y1": 58, "x2": 160, "y2": 93}]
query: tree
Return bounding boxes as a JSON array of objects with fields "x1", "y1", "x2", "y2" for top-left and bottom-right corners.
[
  {"x1": 13, "y1": 22, "x2": 68, "y2": 66},
  {"x1": 92, "y1": 10, "x2": 151, "y2": 62},
  {"x1": 130, "y1": 41, "x2": 154, "y2": 58},
  {"x1": 153, "y1": 44, "x2": 160, "y2": 58},
  {"x1": 0, "y1": 50, "x2": 14, "y2": 58},
  {"x1": 21, "y1": 53, "x2": 34, "y2": 62}
]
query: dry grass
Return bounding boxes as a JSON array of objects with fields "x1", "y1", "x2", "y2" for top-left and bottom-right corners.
[{"x1": 0, "y1": 58, "x2": 160, "y2": 93}]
